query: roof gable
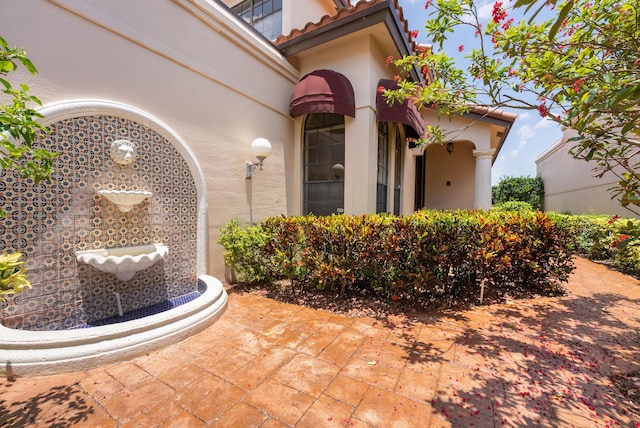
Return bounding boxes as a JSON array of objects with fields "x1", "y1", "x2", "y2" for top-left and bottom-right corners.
[{"x1": 275, "y1": 0, "x2": 423, "y2": 82}]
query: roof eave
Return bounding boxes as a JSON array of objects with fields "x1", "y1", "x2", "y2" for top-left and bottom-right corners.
[{"x1": 458, "y1": 108, "x2": 517, "y2": 164}]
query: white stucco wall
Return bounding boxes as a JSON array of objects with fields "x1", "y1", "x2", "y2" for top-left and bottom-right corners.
[
  {"x1": 424, "y1": 141, "x2": 476, "y2": 210},
  {"x1": 536, "y1": 129, "x2": 636, "y2": 217},
  {"x1": 285, "y1": 0, "x2": 339, "y2": 35},
  {"x1": 2, "y1": 0, "x2": 299, "y2": 277}
]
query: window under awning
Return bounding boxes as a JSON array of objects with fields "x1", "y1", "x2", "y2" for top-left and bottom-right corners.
[
  {"x1": 290, "y1": 69, "x2": 356, "y2": 118},
  {"x1": 376, "y1": 79, "x2": 425, "y2": 140}
]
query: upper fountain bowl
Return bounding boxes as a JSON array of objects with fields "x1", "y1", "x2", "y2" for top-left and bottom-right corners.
[
  {"x1": 98, "y1": 189, "x2": 152, "y2": 212},
  {"x1": 76, "y1": 243, "x2": 169, "y2": 281}
]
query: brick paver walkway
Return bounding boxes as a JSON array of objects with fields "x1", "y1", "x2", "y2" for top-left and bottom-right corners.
[{"x1": 1, "y1": 256, "x2": 639, "y2": 427}]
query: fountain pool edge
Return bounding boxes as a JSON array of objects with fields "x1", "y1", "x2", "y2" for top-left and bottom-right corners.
[{"x1": 0, "y1": 275, "x2": 228, "y2": 377}]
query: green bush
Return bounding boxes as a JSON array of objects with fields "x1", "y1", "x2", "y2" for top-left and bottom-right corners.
[
  {"x1": 492, "y1": 200, "x2": 534, "y2": 212},
  {"x1": 549, "y1": 213, "x2": 640, "y2": 276},
  {"x1": 217, "y1": 219, "x2": 271, "y2": 283},
  {"x1": 219, "y1": 210, "x2": 575, "y2": 303},
  {"x1": 492, "y1": 176, "x2": 544, "y2": 210}
]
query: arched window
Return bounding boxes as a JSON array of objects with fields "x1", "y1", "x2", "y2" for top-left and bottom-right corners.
[
  {"x1": 377, "y1": 123, "x2": 404, "y2": 214},
  {"x1": 393, "y1": 127, "x2": 403, "y2": 215},
  {"x1": 303, "y1": 113, "x2": 345, "y2": 216},
  {"x1": 376, "y1": 122, "x2": 389, "y2": 213}
]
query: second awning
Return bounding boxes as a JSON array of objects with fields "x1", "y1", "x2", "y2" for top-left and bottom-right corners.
[{"x1": 376, "y1": 79, "x2": 425, "y2": 139}]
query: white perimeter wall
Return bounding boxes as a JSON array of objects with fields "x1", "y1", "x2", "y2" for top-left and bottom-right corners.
[
  {"x1": 536, "y1": 129, "x2": 636, "y2": 217},
  {"x1": 2, "y1": 0, "x2": 300, "y2": 278}
]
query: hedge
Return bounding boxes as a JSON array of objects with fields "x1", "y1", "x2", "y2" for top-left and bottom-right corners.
[
  {"x1": 548, "y1": 213, "x2": 640, "y2": 275},
  {"x1": 219, "y1": 210, "x2": 575, "y2": 301}
]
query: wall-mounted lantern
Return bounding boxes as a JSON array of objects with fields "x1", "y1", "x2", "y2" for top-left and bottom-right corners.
[
  {"x1": 245, "y1": 138, "x2": 272, "y2": 179},
  {"x1": 446, "y1": 142, "x2": 454, "y2": 156}
]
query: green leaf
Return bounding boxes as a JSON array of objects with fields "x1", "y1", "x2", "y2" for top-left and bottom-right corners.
[
  {"x1": 17, "y1": 56, "x2": 37, "y2": 74},
  {"x1": 0, "y1": 77, "x2": 10, "y2": 90}
]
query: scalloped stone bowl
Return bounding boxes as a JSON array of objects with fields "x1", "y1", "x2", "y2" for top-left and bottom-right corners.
[
  {"x1": 75, "y1": 243, "x2": 169, "y2": 281},
  {"x1": 98, "y1": 189, "x2": 152, "y2": 212}
]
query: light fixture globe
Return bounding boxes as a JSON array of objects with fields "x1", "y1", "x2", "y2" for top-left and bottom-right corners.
[
  {"x1": 332, "y1": 163, "x2": 344, "y2": 180},
  {"x1": 246, "y1": 138, "x2": 272, "y2": 179},
  {"x1": 251, "y1": 138, "x2": 272, "y2": 162}
]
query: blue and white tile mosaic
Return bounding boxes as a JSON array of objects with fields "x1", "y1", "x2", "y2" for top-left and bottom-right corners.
[{"x1": 0, "y1": 115, "x2": 198, "y2": 330}]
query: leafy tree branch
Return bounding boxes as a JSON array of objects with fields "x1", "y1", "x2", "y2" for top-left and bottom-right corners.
[
  {"x1": 0, "y1": 36, "x2": 57, "y2": 300},
  {"x1": 385, "y1": 0, "x2": 640, "y2": 211}
]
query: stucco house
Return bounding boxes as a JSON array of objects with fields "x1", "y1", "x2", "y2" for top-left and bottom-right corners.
[
  {"x1": 1, "y1": 0, "x2": 515, "y2": 287},
  {"x1": 536, "y1": 128, "x2": 636, "y2": 218}
]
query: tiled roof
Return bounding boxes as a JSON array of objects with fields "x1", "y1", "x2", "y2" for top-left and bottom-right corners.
[{"x1": 274, "y1": 0, "x2": 420, "y2": 57}]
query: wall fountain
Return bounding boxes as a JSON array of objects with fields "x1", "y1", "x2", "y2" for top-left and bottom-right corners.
[{"x1": 0, "y1": 100, "x2": 227, "y2": 376}]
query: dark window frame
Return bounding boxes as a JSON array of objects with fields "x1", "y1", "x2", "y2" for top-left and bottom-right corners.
[{"x1": 232, "y1": 0, "x2": 283, "y2": 40}]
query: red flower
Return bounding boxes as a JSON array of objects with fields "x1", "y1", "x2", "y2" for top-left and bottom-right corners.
[
  {"x1": 572, "y1": 77, "x2": 586, "y2": 93},
  {"x1": 538, "y1": 103, "x2": 548, "y2": 117},
  {"x1": 425, "y1": 0, "x2": 432, "y2": 9},
  {"x1": 501, "y1": 18, "x2": 514, "y2": 30},
  {"x1": 410, "y1": 29, "x2": 419, "y2": 39},
  {"x1": 377, "y1": 86, "x2": 385, "y2": 93},
  {"x1": 458, "y1": 44, "x2": 464, "y2": 52},
  {"x1": 474, "y1": 23, "x2": 483, "y2": 36},
  {"x1": 391, "y1": 294, "x2": 399, "y2": 301},
  {"x1": 612, "y1": 234, "x2": 629, "y2": 248},
  {"x1": 608, "y1": 214, "x2": 620, "y2": 224},
  {"x1": 385, "y1": 55, "x2": 394, "y2": 65},
  {"x1": 492, "y1": 1, "x2": 507, "y2": 23}
]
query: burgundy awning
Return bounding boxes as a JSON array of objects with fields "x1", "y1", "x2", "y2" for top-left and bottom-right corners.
[
  {"x1": 376, "y1": 79, "x2": 425, "y2": 139},
  {"x1": 290, "y1": 69, "x2": 356, "y2": 118}
]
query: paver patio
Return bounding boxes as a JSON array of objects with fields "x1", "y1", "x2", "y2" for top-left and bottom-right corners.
[{"x1": 1, "y1": 256, "x2": 639, "y2": 427}]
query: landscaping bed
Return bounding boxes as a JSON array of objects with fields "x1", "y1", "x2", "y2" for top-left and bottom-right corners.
[
  {"x1": 220, "y1": 210, "x2": 575, "y2": 306},
  {"x1": 227, "y1": 276, "x2": 567, "y2": 320}
]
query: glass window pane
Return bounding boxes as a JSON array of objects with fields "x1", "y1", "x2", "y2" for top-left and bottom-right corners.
[
  {"x1": 304, "y1": 114, "x2": 345, "y2": 216},
  {"x1": 377, "y1": 122, "x2": 389, "y2": 213},
  {"x1": 263, "y1": 0, "x2": 273, "y2": 15},
  {"x1": 253, "y1": 2, "x2": 263, "y2": 19}
]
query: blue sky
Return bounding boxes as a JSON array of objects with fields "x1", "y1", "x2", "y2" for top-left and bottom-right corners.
[{"x1": 397, "y1": 0, "x2": 563, "y2": 184}]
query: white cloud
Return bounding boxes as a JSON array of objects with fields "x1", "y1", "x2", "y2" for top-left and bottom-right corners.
[
  {"x1": 517, "y1": 124, "x2": 534, "y2": 140},
  {"x1": 506, "y1": 123, "x2": 534, "y2": 158},
  {"x1": 535, "y1": 117, "x2": 555, "y2": 129},
  {"x1": 476, "y1": 1, "x2": 494, "y2": 21}
]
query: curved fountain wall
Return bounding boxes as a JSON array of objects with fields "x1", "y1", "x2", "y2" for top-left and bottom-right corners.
[
  {"x1": 0, "y1": 100, "x2": 226, "y2": 375},
  {"x1": 1, "y1": 275, "x2": 226, "y2": 376}
]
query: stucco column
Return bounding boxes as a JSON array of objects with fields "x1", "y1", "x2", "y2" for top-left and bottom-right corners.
[
  {"x1": 473, "y1": 149, "x2": 495, "y2": 209},
  {"x1": 344, "y1": 108, "x2": 377, "y2": 214}
]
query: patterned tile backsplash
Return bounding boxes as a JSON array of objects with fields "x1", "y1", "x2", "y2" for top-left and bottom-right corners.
[{"x1": 0, "y1": 115, "x2": 198, "y2": 330}]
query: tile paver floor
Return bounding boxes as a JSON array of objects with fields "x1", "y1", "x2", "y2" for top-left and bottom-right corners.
[{"x1": 1, "y1": 256, "x2": 639, "y2": 427}]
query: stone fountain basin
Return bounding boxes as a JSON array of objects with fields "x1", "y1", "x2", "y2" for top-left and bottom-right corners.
[
  {"x1": 76, "y1": 243, "x2": 169, "y2": 281},
  {"x1": 98, "y1": 189, "x2": 152, "y2": 212}
]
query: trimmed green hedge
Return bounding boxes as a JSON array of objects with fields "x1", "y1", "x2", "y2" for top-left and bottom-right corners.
[
  {"x1": 219, "y1": 210, "x2": 575, "y2": 301},
  {"x1": 549, "y1": 213, "x2": 640, "y2": 275}
]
